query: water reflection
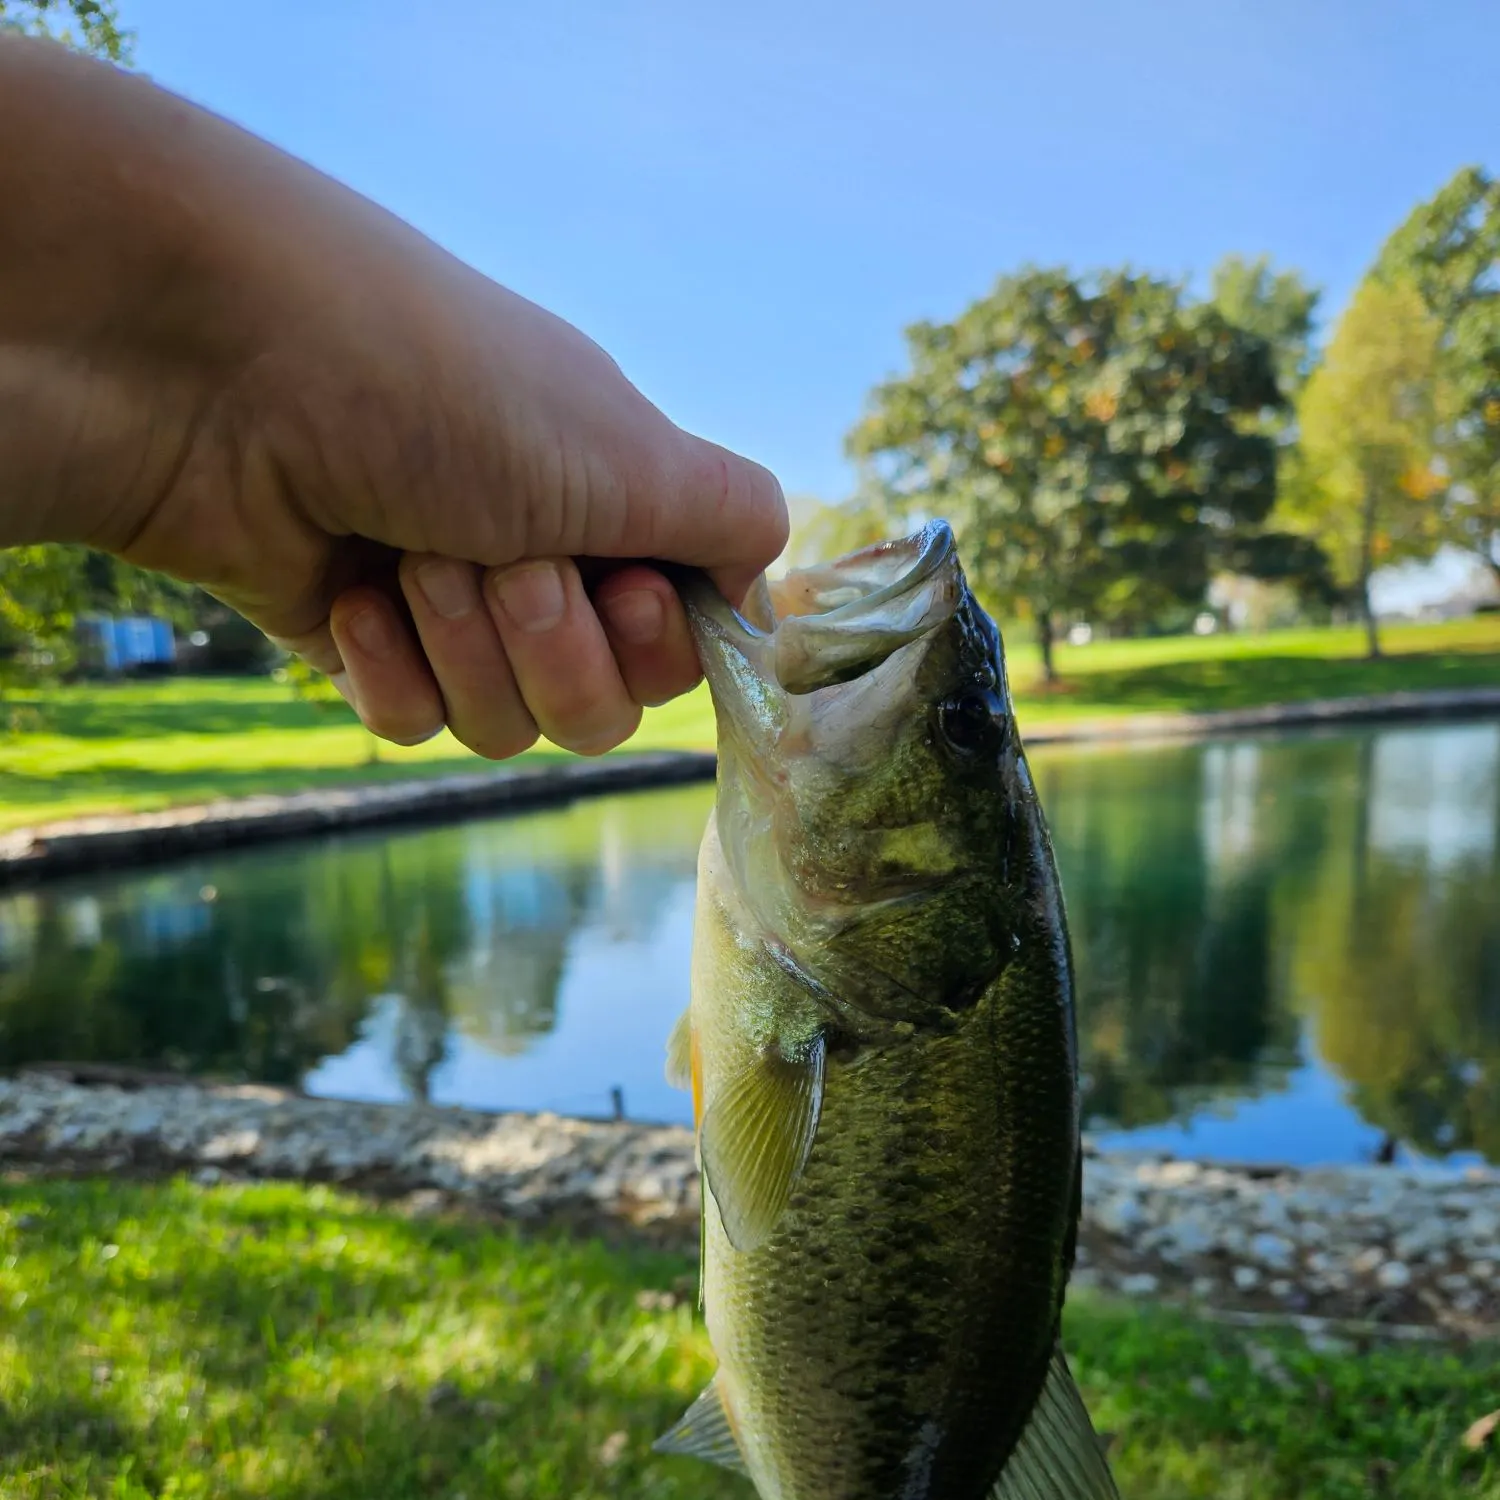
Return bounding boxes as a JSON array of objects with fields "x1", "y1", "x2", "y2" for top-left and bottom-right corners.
[{"x1": 0, "y1": 719, "x2": 1496, "y2": 1165}]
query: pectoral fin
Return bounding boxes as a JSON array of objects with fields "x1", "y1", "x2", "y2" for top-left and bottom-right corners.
[
  {"x1": 653, "y1": 1379, "x2": 749, "y2": 1476},
  {"x1": 699, "y1": 1035, "x2": 826, "y2": 1253},
  {"x1": 665, "y1": 1008, "x2": 694, "y2": 1091},
  {"x1": 990, "y1": 1346, "x2": 1120, "y2": 1500}
]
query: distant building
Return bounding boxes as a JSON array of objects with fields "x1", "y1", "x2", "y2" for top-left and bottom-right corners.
[{"x1": 76, "y1": 614, "x2": 177, "y2": 676}]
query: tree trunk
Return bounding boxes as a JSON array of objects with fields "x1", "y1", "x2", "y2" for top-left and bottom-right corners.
[
  {"x1": 1037, "y1": 609, "x2": 1057, "y2": 685},
  {"x1": 1360, "y1": 577, "x2": 1382, "y2": 659},
  {"x1": 1358, "y1": 488, "x2": 1382, "y2": 660}
]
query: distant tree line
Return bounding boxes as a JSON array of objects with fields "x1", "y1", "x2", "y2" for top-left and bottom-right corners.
[{"x1": 832, "y1": 167, "x2": 1500, "y2": 674}]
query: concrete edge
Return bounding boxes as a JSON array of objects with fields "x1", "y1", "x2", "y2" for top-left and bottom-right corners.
[
  {"x1": 0, "y1": 750, "x2": 717, "y2": 887},
  {"x1": 3, "y1": 686, "x2": 1498, "y2": 885},
  {"x1": 1021, "y1": 684, "x2": 1500, "y2": 746}
]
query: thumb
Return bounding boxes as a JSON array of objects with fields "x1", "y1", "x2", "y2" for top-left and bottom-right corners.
[{"x1": 645, "y1": 428, "x2": 789, "y2": 607}]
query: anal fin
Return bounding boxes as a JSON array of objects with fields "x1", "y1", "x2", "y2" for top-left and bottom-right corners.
[
  {"x1": 653, "y1": 1379, "x2": 749, "y2": 1476},
  {"x1": 990, "y1": 1345, "x2": 1120, "y2": 1500}
]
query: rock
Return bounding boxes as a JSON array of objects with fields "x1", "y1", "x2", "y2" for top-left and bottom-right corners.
[
  {"x1": 1161, "y1": 1217, "x2": 1214, "y2": 1259},
  {"x1": 1376, "y1": 1260, "x2": 1412, "y2": 1290},
  {"x1": 1245, "y1": 1343, "x2": 1295, "y2": 1390},
  {"x1": 1392, "y1": 1222, "x2": 1447, "y2": 1262},
  {"x1": 5, "y1": 1071, "x2": 1500, "y2": 1332},
  {"x1": 1249, "y1": 1232, "x2": 1295, "y2": 1269},
  {"x1": 1467, "y1": 1210, "x2": 1500, "y2": 1243},
  {"x1": 1094, "y1": 1194, "x2": 1145, "y2": 1237}
]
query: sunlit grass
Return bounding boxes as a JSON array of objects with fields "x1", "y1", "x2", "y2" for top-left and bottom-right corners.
[
  {"x1": 0, "y1": 1178, "x2": 1492, "y2": 1499},
  {"x1": 0, "y1": 614, "x2": 1496, "y2": 831}
]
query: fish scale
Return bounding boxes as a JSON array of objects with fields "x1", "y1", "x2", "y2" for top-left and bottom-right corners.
[{"x1": 656, "y1": 524, "x2": 1122, "y2": 1500}]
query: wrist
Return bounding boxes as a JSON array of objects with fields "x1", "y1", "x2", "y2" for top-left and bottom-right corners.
[{"x1": 0, "y1": 36, "x2": 324, "y2": 555}]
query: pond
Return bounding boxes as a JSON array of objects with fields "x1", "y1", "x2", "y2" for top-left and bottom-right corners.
[{"x1": 1, "y1": 716, "x2": 1497, "y2": 1169}]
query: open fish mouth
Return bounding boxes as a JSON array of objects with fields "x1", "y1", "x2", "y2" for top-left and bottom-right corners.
[{"x1": 679, "y1": 521, "x2": 964, "y2": 697}]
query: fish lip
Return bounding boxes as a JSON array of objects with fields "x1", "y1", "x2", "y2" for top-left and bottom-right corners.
[
  {"x1": 671, "y1": 570, "x2": 774, "y2": 654},
  {"x1": 804, "y1": 520, "x2": 957, "y2": 623},
  {"x1": 771, "y1": 521, "x2": 962, "y2": 696},
  {"x1": 672, "y1": 521, "x2": 960, "y2": 663}
]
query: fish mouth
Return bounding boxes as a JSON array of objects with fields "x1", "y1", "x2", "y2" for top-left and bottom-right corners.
[{"x1": 678, "y1": 521, "x2": 964, "y2": 700}]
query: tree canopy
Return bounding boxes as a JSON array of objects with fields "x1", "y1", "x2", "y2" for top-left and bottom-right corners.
[
  {"x1": 0, "y1": 0, "x2": 131, "y2": 60},
  {"x1": 1289, "y1": 276, "x2": 1447, "y2": 656},
  {"x1": 1210, "y1": 253, "x2": 1320, "y2": 404},
  {"x1": 847, "y1": 266, "x2": 1290, "y2": 676},
  {"x1": 1376, "y1": 166, "x2": 1500, "y2": 586}
]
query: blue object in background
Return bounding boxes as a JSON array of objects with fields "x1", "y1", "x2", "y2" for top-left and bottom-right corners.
[{"x1": 78, "y1": 615, "x2": 178, "y2": 674}]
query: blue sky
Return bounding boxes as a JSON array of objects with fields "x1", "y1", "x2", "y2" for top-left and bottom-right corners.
[{"x1": 128, "y1": 0, "x2": 1497, "y2": 508}]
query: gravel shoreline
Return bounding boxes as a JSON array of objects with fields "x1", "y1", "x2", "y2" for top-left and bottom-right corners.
[
  {"x1": 3, "y1": 1070, "x2": 1497, "y2": 1336},
  {"x1": 6, "y1": 687, "x2": 1498, "y2": 887}
]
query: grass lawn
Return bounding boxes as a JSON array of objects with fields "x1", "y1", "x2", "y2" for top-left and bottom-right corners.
[
  {"x1": 0, "y1": 1179, "x2": 1494, "y2": 1499},
  {"x1": 0, "y1": 614, "x2": 1496, "y2": 832}
]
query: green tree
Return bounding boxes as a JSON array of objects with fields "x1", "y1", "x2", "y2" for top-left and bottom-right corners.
[
  {"x1": 1377, "y1": 166, "x2": 1500, "y2": 587},
  {"x1": 1207, "y1": 256, "x2": 1337, "y2": 622},
  {"x1": 1290, "y1": 277, "x2": 1446, "y2": 658},
  {"x1": 847, "y1": 267, "x2": 1285, "y2": 678},
  {"x1": 1210, "y1": 253, "x2": 1320, "y2": 404},
  {"x1": 0, "y1": 0, "x2": 131, "y2": 61}
]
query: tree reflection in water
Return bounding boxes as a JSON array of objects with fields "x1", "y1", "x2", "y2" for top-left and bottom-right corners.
[{"x1": 0, "y1": 723, "x2": 1496, "y2": 1164}]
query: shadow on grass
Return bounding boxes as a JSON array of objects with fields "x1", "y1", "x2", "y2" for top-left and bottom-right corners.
[
  {"x1": 0, "y1": 749, "x2": 584, "y2": 814},
  {"x1": 1054, "y1": 649, "x2": 1500, "y2": 716},
  {"x1": 3, "y1": 1182, "x2": 1497, "y2": 1498},
  {"x1": 12, "y1": 684, "x2": 343, "y2": 741}
]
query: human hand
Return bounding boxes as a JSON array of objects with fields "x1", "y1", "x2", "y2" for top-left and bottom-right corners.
[{"x1": 0, "y1": 36, "x2": 787, "y2": 757}]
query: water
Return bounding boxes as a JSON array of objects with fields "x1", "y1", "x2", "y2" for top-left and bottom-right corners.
[{"x1": 1, "y1": 717, "x2": 1497, "y2": 1168}]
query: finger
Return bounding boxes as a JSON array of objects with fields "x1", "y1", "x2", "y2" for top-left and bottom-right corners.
[
  {"x1": 329, "y1": 587, "x2": 446, "y2": 745},
  {"x1": 485, "y1": 556, "x2": 640, "y2": 755},
  {"x1": 655, "y1": 432, "x2": 789, "y2": 606},
  {"x1": 593, "y1": 565, "x2": 702, "y2": 708},
  {"x1": 399, "y1": 554, "x2": 539, "y2": 760}
]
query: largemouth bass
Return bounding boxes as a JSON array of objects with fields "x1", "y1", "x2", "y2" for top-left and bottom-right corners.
[{"x1": 655, "y1": 522, "x2": 1120, "y2": 1500}]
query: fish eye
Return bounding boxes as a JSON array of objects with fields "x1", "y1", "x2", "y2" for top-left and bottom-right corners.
[{"x1": 937, "y1": 692, "x2": 1002, "y2": 757}]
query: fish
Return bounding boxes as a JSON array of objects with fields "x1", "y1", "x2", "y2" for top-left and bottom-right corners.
[{"x1": 654, "y1": 521, "x2": 1120, "y2": 1500}]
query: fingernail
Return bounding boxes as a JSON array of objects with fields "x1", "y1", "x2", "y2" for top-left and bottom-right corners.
[
  {"x1": 390, "y1": 724, "x2": 446, "y2": 747},
  {"x1": 492, "y1": 561, "x2": 566, "y2": 634},
  {"x1": 602, "y1": 588, "x2": 664, "y2": 645},
  {"x1": 416, "y1": 559, "x2": 479, "y2": 620},
  {"x1": 345, "y1": 605, "x2": 396, "y2": 659},
  {"x1": 328, "y1": 671, "x2": 354, "y2": 706}
]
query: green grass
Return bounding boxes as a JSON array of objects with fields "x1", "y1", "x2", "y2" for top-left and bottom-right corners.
[
  {"x1": 0, "y1": 1179, "x2": 1493, "y2": 1499},
  {"x1": 0, "y1": 614, "x2": 1496, "y2": 832}
]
